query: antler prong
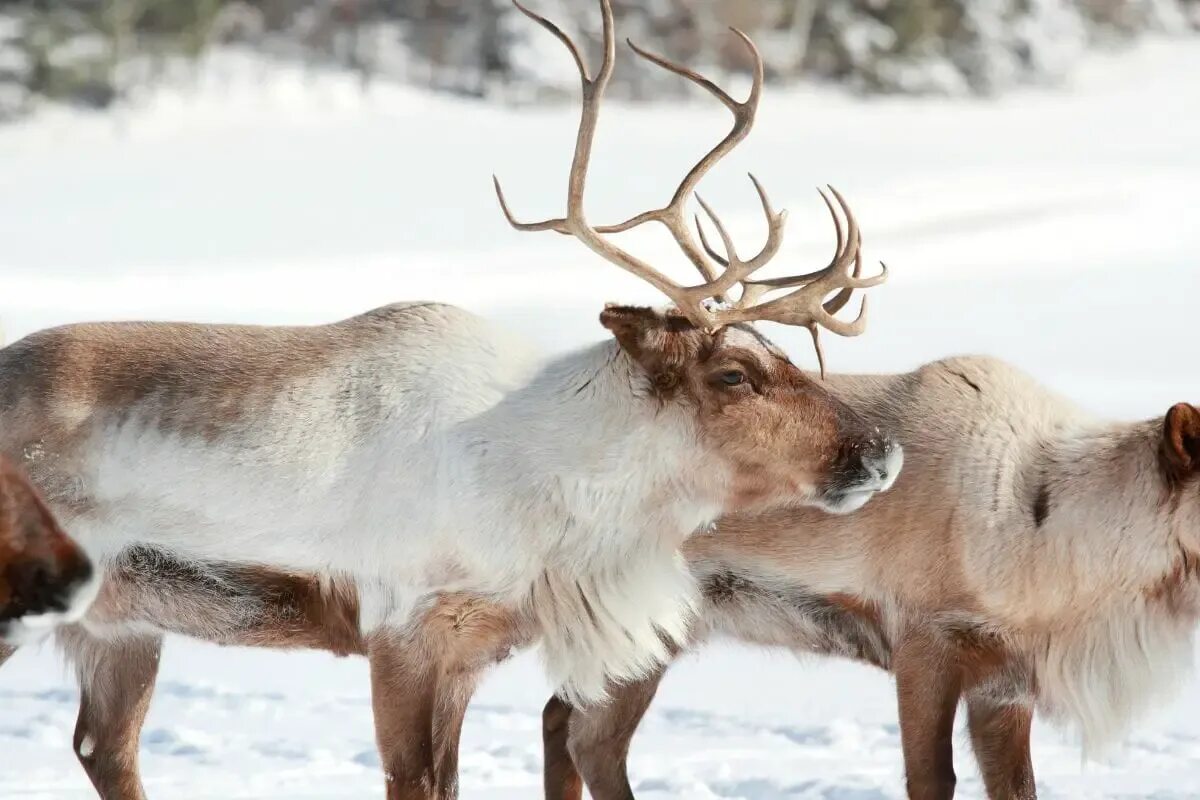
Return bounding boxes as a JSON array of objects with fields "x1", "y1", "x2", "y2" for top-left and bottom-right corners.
[
  {"x1": 492, "y1": 175, "x2": 570, "y2": 233},
  {"x1": 808, "y1": 325, "x2": 827, "y2": 380},
  {"x1": 694, "y1": 194, "x2": 739, "y2": 267},
  {"x1": 813, "y1": 297, "x2": 868, "y2": 337},
  {"x1": 694, "y1": 212, "x2": 728, "y2": 268},
  {"x1": 626, "y1": 38, "x2": 739, "y2": 111},
  {"x1": 511, "y1": 0, "x2": 591, "y2": 84}
]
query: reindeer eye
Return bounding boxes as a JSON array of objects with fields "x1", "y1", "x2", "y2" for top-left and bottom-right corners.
[{"x1": 719, "y1": 370, "x2": 746, "y2": 387}]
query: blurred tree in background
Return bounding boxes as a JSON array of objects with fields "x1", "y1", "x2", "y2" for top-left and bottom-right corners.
[{"x1": 0, "y1": 0, "x2": 1195, "y2": 118}]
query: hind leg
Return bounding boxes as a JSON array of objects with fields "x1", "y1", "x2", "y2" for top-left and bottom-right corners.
[{"x1": 60, "y1": 626, "x2": 163, "y2": 800}]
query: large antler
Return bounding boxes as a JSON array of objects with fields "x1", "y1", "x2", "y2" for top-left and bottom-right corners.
[{"x1": 492, "y1": 0, "x2": 886, "y2": 373}]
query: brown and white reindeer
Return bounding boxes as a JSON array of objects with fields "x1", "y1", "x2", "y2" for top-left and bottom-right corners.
[
  {"x1": 0, "y1": 454, "x2": 94, "y2": 643},
  {"x1": 543, "y1": 358, "x2": 1200, "y2": 800},
  {"x1": 0, "y1": 1, "x2": 896, "y2": 797}
]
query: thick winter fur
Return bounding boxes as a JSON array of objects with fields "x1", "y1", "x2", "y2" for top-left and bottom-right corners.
[
  {"x1": 0, "y1": 302, "x2": 895, "y2": 707},
  {"x1": 548, "y1": 355, "x2": 1200, "y2": 800},
  {"x1": 0, "y1": 455, "x2": 94, "y2": 642},
  {"x1": 15, "y1": 355, "x2": 1191, "y2": 798}
]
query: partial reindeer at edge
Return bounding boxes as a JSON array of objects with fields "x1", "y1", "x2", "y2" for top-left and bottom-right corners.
[{"x1": 0, "y1": 455, "x2": 94, "y2": 644}]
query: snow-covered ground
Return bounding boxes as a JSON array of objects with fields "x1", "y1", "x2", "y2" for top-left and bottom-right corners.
[{"x1": 2, "y1": 39, "x2": 1200, "y2": 799}]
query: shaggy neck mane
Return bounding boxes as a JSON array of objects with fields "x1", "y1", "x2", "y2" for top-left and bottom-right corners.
[
  {"x1": 458, "y1": 340, "x2": 720, "y2": 702},
  {"x1": 1020, "y1": 419, "x2": 1200, "y2": 753}
]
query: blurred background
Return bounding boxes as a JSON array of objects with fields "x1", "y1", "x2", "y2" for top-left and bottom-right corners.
[
  {"x1": 2, "y1": 1, "x2": 1200, "y2": 798},
  {"x1": 2, "y1": 0, "x2": 1200, "y2": 113}
]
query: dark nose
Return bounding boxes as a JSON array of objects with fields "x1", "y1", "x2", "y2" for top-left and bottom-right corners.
[{"x1": 837, "y1": 430, "x2": 904, "y2": 493}]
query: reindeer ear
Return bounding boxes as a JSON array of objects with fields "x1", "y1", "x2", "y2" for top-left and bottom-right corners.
[
  {"x1": 1162, "y1": 403, "x2": 1200, "y2": 481},
  {"x1": 598, "y1": 305, "x2": 693, "y2": 385},
  {"x1": 598, "y1": 305, "x2": 661, "y2": 358}
]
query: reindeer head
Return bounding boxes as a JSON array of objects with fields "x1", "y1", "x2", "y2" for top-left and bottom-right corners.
[
  {"x1": 0, "y1": 456, "x2": 95, "y2": 643},
  {"x1": 599, "y1": 306, "x2": 898, "y2": 513},
  {"x1": 494, "y1": 0, "x2": 899, "y2": 515}
]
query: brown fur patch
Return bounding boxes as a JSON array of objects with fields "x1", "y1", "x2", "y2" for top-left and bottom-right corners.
[
  {"x1": 942, "y1": 619, "x2": 1015, "y2": 691},
  {"x1": 90, "y1": 548, "x2": 364, "y2": 655},
  {"x1": 418, "y1": 593, "x2": 526, "y2": 673},
  {"x1": 0, "y1": 455, "x2": 91, "y2": 616},
  {"x1": 966, "y1": 698, "x2": 1037, "y2": 800},
  {"x1": 0, "y1": 305, "x2": 447, "y2": 459},
  {"x1": 1144, "y1": 546, "x2": 1200, "y2": 619},
  {"x1": 826, "y1": 592, "x2": 884, "y2": 628},
  {"x1": 543, "y1": 696, "x2": 584, "y2": 800}
]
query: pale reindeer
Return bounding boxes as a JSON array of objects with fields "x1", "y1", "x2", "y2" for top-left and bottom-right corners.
[
  {"x1": 0, "y1": 1, "x2": 897, "y2": 796},
  {"x1": 0, "y1": 454, "x2": 94, "y2": 642},
  {"x1": 19, "y1": 355, "x2": 1200, "y2": 800},
  {"x1": 543, "y1": 358, "x2": 1200, "y2": 800}
]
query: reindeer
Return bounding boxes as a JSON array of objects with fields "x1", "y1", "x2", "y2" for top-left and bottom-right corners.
[
  {"x1": 542, "y1": 358, "x2": 1200, "y2": 800},
  {"x1": 0, "y1": 2, "x2": 896, "y2": 796},
  {"x1": 15, "y1": 355, "x2": 1200, "y2": 800},
  {"x1": 0, "y1": 455, "x2": 94, "y2": 643}
]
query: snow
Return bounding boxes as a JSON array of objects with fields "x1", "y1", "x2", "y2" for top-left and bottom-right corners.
[{"x1": 2, "y1": 39, "x2": 1200, "y2": 799}]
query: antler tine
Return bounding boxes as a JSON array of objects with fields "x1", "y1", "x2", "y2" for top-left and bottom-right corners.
[
  {"x1": 691, "y1": 175, "x2": 788, "y2": 308},
  {"x1": 694, "y1": 194, "x2": 740, "y2": 269},
  {"x1": 741, "y1": 188, "x2": 849, "y2": 291},
  {"x1": 694, "y1": 184, "x2": 852, "y2": 314},
  {"x1": 511, "y1": 0, "x2": 591, "y2": 83},
  {"x1": 695, "y1": 212, "x2": 728, "y2": 268},
  {"x1": 823, "y1": 233, "x2": 863, "y2": 316},
  {"x1": 692, "y1": 172, "x2": 784, "y2": 268},
  {"x1": 821, "y1": 187, "x2": 846, "y2": 268},
  {"x1": 743, "y1": 187, "x2": 860, "y2": 315},
  {"x1": 625, "y1": 32, "x2": 751, "y2": 113},
  {"x1": 700, "y1": 189, "x2": 885, "y2": 343},
  {"x1": 492, "y1": 176, "x2": 569, "y2": 233},
  {"x1": 807, "y1": 326, "x2": 827, "y2": 380}
]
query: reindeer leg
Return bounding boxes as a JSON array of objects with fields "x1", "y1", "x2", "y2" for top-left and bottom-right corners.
[
  {"x1": 894, "y1": 630, "x2": 962, "y2": 800},
  {"x1": 562, "y1": 667, "x2": 667, "y2": 800},
  {"x1": 966, "y1": 695, "x2": 1036, "y2": 800},
  {"x1": 543, "y1": 696, "x2": 584, "y2": 800},
  {"x1": 59, "y1": 626, "x2": 162, "y2": 800},
  {"x1": 367, "y1": 630, "x2": 442, "y2": 800},
  {"x1": 429, "y1": 666, "x2": 485, "y2": 800}
]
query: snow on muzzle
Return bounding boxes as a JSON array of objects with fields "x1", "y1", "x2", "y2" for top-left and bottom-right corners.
[{"x1": 817, "y1": 431, "x2": 904, "y2": 515}]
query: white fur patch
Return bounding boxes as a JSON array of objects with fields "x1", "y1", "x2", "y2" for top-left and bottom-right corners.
[
  {"x1": 77, "y1": 735, "x2": 96, "y2": 758},
  {"x1": 534, "y1": 548, "x2": 700, "y2": 705},
  {"x1": 1036, "y1": 605, "x2": 1195, "y2": 755}
]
